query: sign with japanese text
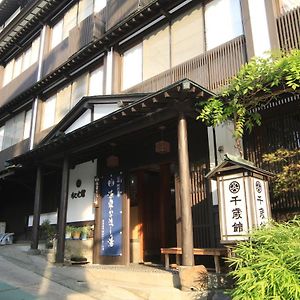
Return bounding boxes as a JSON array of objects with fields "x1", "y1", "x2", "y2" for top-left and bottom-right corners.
[
  {"x1": 253, "y1": 178, "x2": 270, "y2": 226},
  {"x1": 223, "y1": 177, "x2": 249, "y2": 239},
  {"x1": 101, "y1": 171, "x2": 123, "y2": 256}
]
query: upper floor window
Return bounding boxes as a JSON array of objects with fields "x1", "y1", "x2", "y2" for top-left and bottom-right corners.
[
  {"x1": 0, "y1": 109, "x2": 32, "y2": 151},
  {"x1": 205, "y1": 0, "x2": 243, "y2": 50},
  {"x1": 122, "y1": 44, "x2": 143, "y2": 90},
  {"x1": 40, "y1": 65, "x2": 104, "y2": 130},
  {"x1": 2, "y1": 36, "x2": 40, "y2": 87},
  {"x1": 50, "y1": 0, "x2": 106, "y2": 50}
]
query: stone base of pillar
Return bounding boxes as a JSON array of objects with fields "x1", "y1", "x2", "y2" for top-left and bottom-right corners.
[{"x1": 178, "y1": 265, "x2": 208, "y2": 292}]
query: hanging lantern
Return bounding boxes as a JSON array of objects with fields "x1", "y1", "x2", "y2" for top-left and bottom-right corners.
[
  {"x1": 155, "y1": 126, "x2": 170, "y2": 154},
  {"x1": 106, "y1": 155, "x2": 119, "y2": 168},
  {"x1": 106, "y1": 143, "x2": 119, "y2": 167}
]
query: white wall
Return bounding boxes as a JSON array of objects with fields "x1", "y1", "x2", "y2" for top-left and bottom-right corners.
[{"x1": 66, "y1": 160, "x2": 97, "y2": 222}]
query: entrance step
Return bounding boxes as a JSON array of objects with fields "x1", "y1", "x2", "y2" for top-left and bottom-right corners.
[{"x1": 83, "y1": 264, "x2": 181, "y2": 288}]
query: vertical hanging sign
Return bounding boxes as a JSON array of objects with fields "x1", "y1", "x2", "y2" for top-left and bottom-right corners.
[{"x1": 101, "y1": 171, "x2": 123, "y2": 256}]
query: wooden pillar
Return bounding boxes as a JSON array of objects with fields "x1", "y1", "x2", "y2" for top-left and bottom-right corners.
[
  {"x1": 178, "y1": 114, "x2": 194, "y2": 266},
  {"x1": 56, "y1": 156, "x2": 69, "y2": 263},
  {"x1": 31, "y1": 167, "x2": 43, "y2": 250}
]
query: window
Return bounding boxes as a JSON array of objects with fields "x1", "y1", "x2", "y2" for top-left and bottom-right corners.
[
  {"x1": 1, "y1": 111, "x2": 27, "y2": 150},
  {"x1": 55, "y1": 85, "x2": 71, "y2": 123},
  {"x1": 88, "y1": 66, "x2": 104, "y2": 96},
  {"x1": 0, "y1": 126, "x2": 4, "y2": 151},
  {"x1": 22, "y1": 47, "x2": 32, "y2": 72},
  {"x1": 41, "y1": 95, "x2": 56, "y2": 130},
  {"x1": 122, "y1": 44, "x2": 143, "y2": 90},
  {"x1": 94, "y1": 0, "x2": 106, "y2": 13},
  {"x1": 40, "y1": 65, "x2": 104, "y2": 131},
  {"x1": 78, "y1": 0, "x2": 94, "y2": 23},
  {"x1": 63, "y1": 4, "x2": 78, "y2": 39},
  {"x1": 171, "y1": 4, "x2": 205, "y2": 66},
  {"x1": 3, "y1": 60, "x2": 14, "y2": 86},
  {"x1": 143, "y1": 25, "x2": 170, "y2": 80},
  {"x1": 51, "y1": 19, "x2": 63, "y2": 49},
  {"x1": 71, "y1": 74, "x2": 88, "y2": 105},
  {"x1": 1, "y1": 36, "x2": 40, "y2": 87},
  {"x1": 205, "y1": 0, "x2": 243, "y2": 50},
  {"x1": 23, "y1": 110, "x2": 32, "y2": 139}
]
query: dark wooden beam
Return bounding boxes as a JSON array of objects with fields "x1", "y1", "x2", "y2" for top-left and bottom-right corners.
[
  {"x1": 56, "y1": 156, "x2": 69, "y2": 263},
  {"x1": 31, "y1": 166, "x2": 43, "y2": 250}
]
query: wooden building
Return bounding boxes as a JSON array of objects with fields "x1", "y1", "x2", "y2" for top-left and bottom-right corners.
[{"x1": 0, "y1": 0, "x2": 299, "y2": 264}]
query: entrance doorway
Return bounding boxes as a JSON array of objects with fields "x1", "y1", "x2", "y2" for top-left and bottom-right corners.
[{"x1": 129, "y1": 164, "x2": 177, "y2": 264}]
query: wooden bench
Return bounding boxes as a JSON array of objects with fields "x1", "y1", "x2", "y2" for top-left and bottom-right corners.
[{"x1": 160, "y1": 247, "x2": 227, "y2": 273}]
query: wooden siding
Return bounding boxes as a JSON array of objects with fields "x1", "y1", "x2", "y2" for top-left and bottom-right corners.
[
  {"x1": 244, "y1": 95, "x2": 300, "y2": 214},
  {"x1": 124, "y1": 35, "x2": 247, "y2": 93},
  {"x1": 276, "y1": 6, "x2": 300, "y2": 51},
  {"x1": 106, "y1": 0, "x2": 153, "y2": 30}
]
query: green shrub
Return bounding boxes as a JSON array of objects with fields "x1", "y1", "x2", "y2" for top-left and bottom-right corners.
[{"x1": 228, "y1": 217, "x2": 300, "y2": 300}]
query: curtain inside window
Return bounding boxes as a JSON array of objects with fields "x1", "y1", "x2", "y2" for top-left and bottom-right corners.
[
  {"x1": 41, "y1": 95, "x2": 56, "y2": 130},
  {"x1": 122, "y1": 43, "x2": 142, "y2": 90},
  {"x1": 78, "y1": 0, "x2": 94, "y2": 23},
  {"x1": 55, "y1": 85, "x2": 72, "y2": 123},
  {"x1": 205, "y1": 0, "x2": 243, "y2": 50},
  {"x1": 171, "y1": 4, "x2": 205, "y2": 66},
  {"x1": 23, "y1": 109, "x2": 32, "y2": 139},
  {"x1": 51, "y1": 19, "x2": 63, "y2": 49},
  {"x1": 143, "y1": 25, "x2": 170, "y2": 80},
  {"x1": 63, "y1": 4, "x2": 78, "y2": 39},
  {"x1": 71, "y1": 74, "x2": 88, "y2": 106},
  {"x1": 88, "y1": 66, "x2": 104, "y2": 96}
]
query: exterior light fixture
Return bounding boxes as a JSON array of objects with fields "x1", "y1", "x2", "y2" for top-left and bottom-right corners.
[
  {"x1": 106, "y1": 143, "x2": 119, "y2": 167},
  {"x1": 206, "y1": 154, "x2": 273, "y2": 244}
]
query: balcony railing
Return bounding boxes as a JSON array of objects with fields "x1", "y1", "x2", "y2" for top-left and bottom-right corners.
[
  {"x1": 124, "y1": 35, "x2": 247, "y2": 94},
  {"x1": 0, "y1": 63, "x2": 38, "y2": 107},
  {"x1": 276, "y1": 6, "x2": 300, "y2": 51},
  {"x1": 43, "y1": 12, "x2": 105, "y2": 77}
]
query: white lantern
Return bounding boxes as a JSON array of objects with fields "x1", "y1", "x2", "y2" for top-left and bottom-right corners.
[{"x1": 207, "y1": 154, "x2": 273, "y2": 244}]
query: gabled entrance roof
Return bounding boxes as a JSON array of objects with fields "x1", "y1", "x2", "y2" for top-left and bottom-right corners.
[{"x1": 9, "y1": 79, "x2": 215, "y2": 167}]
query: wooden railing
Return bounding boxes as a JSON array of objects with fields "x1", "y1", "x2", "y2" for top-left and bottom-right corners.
[
  {"x1": 0, "y1": 63, "x2": 38, "y2": 106},
  {"x1": 276, "y1": 6, "x2": 300, "y2": 51},
  {"x1": 43, "y1": 12, "x2": 105, "y2": 77},
  {"x1": 125, "y1": 35, "x2": 247, "y2": 94}
]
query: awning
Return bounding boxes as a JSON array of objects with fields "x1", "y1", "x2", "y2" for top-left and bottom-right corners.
[{"x1": 9, "y1": 79, "x2": 215, "y2": 167}]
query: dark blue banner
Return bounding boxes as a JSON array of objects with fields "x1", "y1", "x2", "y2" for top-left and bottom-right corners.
[{"x1": 101, "y1": 171, "x2": 123, "y2": 256}]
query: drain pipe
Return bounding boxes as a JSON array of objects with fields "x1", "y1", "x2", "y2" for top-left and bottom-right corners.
[{"x1": 29, "y1": 25, "x2": 46, "y2": 150}]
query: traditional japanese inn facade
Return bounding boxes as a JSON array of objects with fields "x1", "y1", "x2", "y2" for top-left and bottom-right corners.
[{"x1": 0, "y1": 0, "x2": 299, "y2": 265}]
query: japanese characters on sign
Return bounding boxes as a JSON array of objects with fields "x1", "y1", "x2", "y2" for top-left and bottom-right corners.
[
  {"x1": 223, "y1": 177, "x2": 249, "y2": 239},
  {"x1": 101, "y1": 172, "x2": 123, "y2": 256},
  {"x1": 253, "y1": 178, "x2": 269, "y2": 226}
]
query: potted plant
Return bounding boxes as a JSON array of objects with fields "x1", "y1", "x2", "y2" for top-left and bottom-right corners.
[
  {"x1": 80, "y1": 225, "x2": 91, "y2": 240},
  {"x1": 40, "y1": 219, "x2": 56, "y2": 249},
  {"x1": 65, "y1": 225, "x2": 73, "y2": 239},
  {"x1": 72, "y1": 227, "x2": 81, "y2": 240}
]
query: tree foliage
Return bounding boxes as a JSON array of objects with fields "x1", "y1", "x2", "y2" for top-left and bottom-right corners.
[
  {"x1": 263, "y1": 148, "x2": 300, "y2": 195},
  {"x1": 228, "y1": 218, "x2": 300, "y2": 300},
  {"x1": 197, "y1": 50, "x2": 300, "y2": 141}
]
